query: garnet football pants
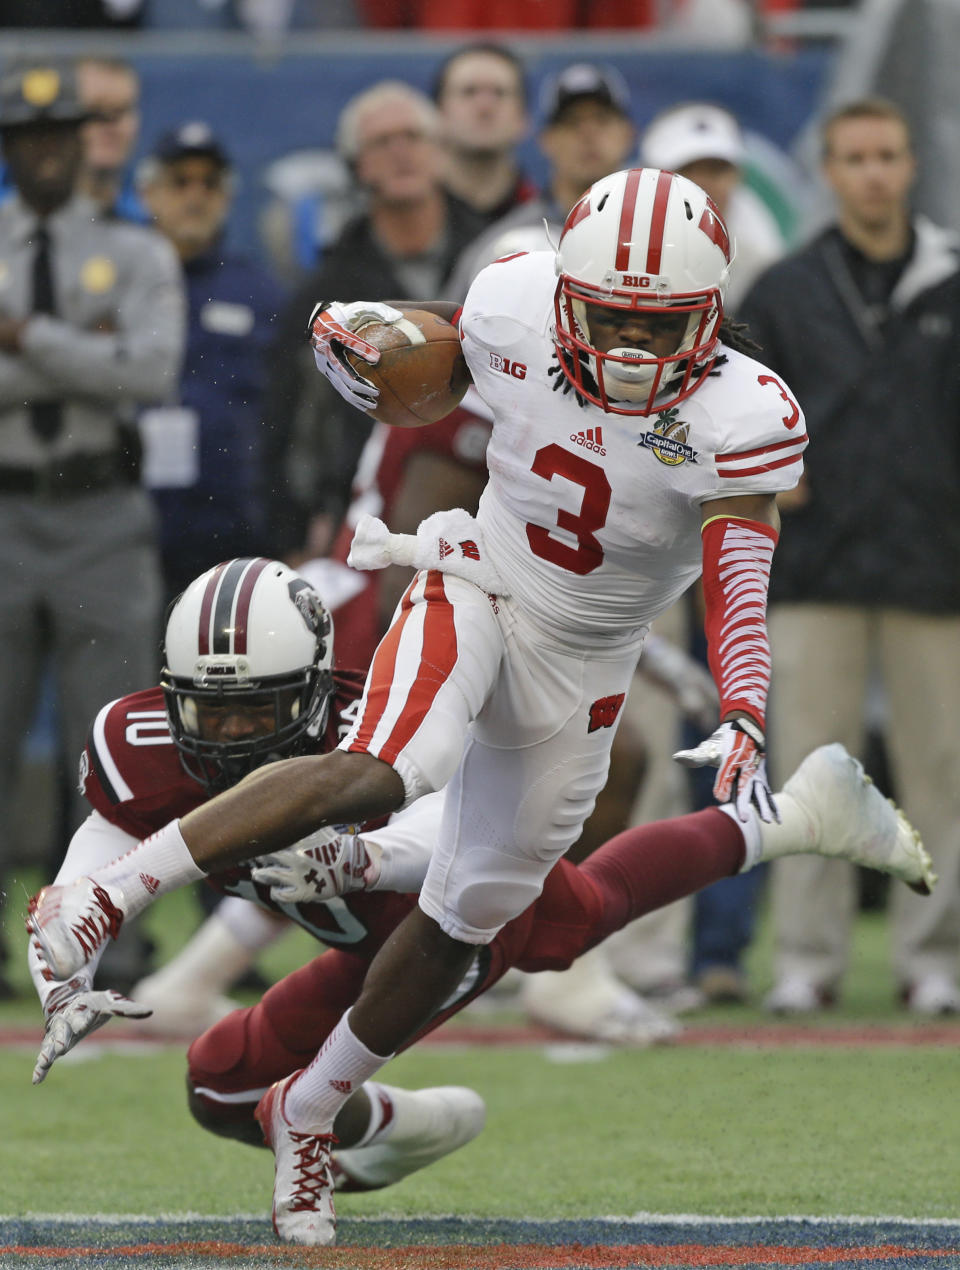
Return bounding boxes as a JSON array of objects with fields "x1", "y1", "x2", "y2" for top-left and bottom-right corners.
[{"x1": 187, "y1": 806, "x2": 743, "y2": 1134}]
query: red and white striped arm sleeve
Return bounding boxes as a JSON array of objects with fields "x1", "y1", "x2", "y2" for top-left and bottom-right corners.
[{"x1": 700, "y1": 515, "x2": 779, "y2": 731}]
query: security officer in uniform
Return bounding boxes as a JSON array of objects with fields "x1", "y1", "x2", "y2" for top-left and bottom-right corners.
[{"x1": 0, "y1": 62, "x2": 185, "y2": 993}]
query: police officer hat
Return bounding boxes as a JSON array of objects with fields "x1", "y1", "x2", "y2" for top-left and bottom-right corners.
[{"x1": 0, "y1": 63, "x2": 90, "y2": 130}]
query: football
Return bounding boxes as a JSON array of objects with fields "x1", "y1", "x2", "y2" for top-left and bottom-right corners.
[{"x1": 345, "y1": 309, "x2": 470, "y2": 428}]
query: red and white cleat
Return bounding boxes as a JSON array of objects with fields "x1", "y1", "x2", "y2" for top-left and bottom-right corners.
[
  {"x1": 255, "y1": 1072, "x2": 338, "y2": 1246},
  {"x1": 26, "y1": 878, "x2": 125, "y2": 980}
]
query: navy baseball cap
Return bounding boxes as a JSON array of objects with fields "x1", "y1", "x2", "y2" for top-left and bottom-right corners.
[
  {"x1": 539, "y1": 63, "x2": 632, "y2": 127},
  {"x1": 150, "y1": 120, "x2": 231, "y2": 169}
]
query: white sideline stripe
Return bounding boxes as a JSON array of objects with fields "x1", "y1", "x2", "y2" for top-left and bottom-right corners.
[
  {"x1": 191, "y1": 1083, "x2": 268, "y2": 1104},
  {"x1": 6, "y1": 1211, "x2": 960, "y2": 1227}
]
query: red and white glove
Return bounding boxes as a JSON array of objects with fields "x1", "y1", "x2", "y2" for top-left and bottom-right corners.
[
  {"x1": 250, "y1": 827, "x2": 381, "y2": 903},
  {"x1": 307, "y1": 300, "x2": 403, "y2": 412},
  {"x1": 33, "y1": 977, "x2": 152, "y2": 1085},
  {"x1": 674, "y1": 717, "x2": 779, "y2": 824}
]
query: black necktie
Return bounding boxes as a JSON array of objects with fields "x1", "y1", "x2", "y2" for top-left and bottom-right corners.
[{"x1": 30, "y1": 224, "x2": 63, "y2": 442}]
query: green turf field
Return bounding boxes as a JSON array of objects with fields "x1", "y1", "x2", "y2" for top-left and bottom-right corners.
[{"x1": 2, "y1": 871, "x2": 958, "y2": 1224}]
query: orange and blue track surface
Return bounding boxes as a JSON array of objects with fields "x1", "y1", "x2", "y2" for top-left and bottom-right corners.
[{"x1": 3, "y1": 1216, "x2": 959, "y2": 1269}]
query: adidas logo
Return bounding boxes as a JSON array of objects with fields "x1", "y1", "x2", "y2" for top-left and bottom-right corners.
[
  {"x1": 139, "y1": 872, "x2": 160, "y2": 895},
  {"x1": 329, "y1": 1079, "x2": 352, "y2": 1094},
  {"x1": 438, "y1": 537, "x2": 454, "y2": 559},
  {"x1": 570, "y1": 427, "x2": 606, "y2": 455}
]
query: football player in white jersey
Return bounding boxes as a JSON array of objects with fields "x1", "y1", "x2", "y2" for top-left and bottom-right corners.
[{"x1": 26, "y1": 168, "x2": 932, "y2": 1246}]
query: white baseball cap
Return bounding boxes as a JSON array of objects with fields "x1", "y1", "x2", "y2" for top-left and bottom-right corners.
[{"x1": 641, "y1": 102, "x2": 745, "y2": 172}]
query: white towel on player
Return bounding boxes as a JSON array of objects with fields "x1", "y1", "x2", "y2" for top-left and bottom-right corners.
[{"x1": 347, "y1": 508, "x2": 510, "y2": 596}]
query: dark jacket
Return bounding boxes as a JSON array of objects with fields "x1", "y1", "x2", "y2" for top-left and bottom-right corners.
[
  {"x1": 150, "y1": 243, "x2": 286, "y2": 597},
  {"x1": 266, "y1": 194, "x2": 486, "y2": 547},
  {"x1": 738, "y1": 217, "x2": 960, "y2": 612}
]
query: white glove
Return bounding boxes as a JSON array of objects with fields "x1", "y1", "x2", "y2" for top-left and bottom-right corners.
[
  {"x1": 250, "y1": 827, "x2": 380, "y2": 903},
  {"x1": 33, "y1": 977, "x2": 152, "y2": 1085},
  {"x1": 638, "y1": 634, "x2": 719, "y2": 732},
  {"x1": 673, "y1": 718, "x2": 780, "y2": 824},
  {"x1": 308, "y1": 300, "x2": 403, "y2": 412}
]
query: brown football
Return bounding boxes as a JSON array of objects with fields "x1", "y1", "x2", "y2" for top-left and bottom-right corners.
[{"x1": 345, "y1": 309, "x2": 470, "y2": 428}]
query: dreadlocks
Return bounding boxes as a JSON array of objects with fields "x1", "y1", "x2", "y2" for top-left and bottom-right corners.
[{"x1": 718, "y1": 315, "x2": 763, "y2": 358}]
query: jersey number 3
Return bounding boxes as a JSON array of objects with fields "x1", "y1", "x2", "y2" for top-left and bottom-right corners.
[{"x1": 526, "y1": 444, "x2": 611, "y2": 575}]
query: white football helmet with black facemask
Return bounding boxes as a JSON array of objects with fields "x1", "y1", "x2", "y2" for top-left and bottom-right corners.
[
  {"x1": 553, "y1": 167, "x2": 732, "y2": 416},
  {"x1": 161, "y1": 558, "x2": 334, "y2": 793}
]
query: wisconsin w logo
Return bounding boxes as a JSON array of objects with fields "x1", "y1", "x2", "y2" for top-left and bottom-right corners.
[{"x1": 588, "y1": 693, "x2": 625, "y2": 733}]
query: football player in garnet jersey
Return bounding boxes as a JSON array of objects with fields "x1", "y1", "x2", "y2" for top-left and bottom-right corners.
[{"x1": 29, "y1": 170, "x2": 935, "y2": 1247}]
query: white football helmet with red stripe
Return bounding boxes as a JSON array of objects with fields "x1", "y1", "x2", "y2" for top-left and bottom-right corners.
[
  {"x1": 553, "y1": 166, "x2": 732, "y2": 415},
  {"x1": 161, "y1": 558, "x2": 333, "y2": 792}
]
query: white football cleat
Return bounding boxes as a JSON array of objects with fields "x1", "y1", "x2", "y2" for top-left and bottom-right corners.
[
  {"x1": 332, "y1": 1084, "x2": 486, "y2": 1192},
  {"x1": 522, "y1": 964, "x2": 680, "y2": 1047},
  {"x1": 768, "y1": 744, "x2": 936, "y2": 895},
  {"x1": 26, "y1": 878, "x2": 126, "y2": 980},
  {"x1": 764, "y1": 975, "x2": 833, "y2": 1015},
  {"x1": 255, "y1": 1072, "x2": 337, "y2": 1246},
  {"x1": 128, "y1": 974, "x2": 238, "y2": 1037},
  {"x1": 905, "y1": 975, "x2": 960, "y2": 1016}
]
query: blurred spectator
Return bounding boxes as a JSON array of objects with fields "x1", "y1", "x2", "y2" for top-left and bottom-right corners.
[
  {"x1": 267, "y1": 79, "x2": 485, "y2": 560},
  {"x1": 136, "y1": 121, "x2": 287, "y2": 607},
  {"x1": 640, "y1": 101, "x2": 787, "y2": 312},
  {"x1": 448, "y1": 62, "x2": 635, "y2": 298},
  {"x1": 432, "y1": 42, "x2": 534, "y2": 224},
  {"x1": 259, "y1": 147, "x2": 358, "y2": 283},
  {"x1": 738, "y1": 97, "x2": 960, "y2": 1016},
  {"x1": 0, "y1": 61, "x2": 183, "y2": 994},
  {"x1": 76, "y1": 56, "x2": 146, "y2": 221},
  {"x1": 0, "y1": 0, "x2": 144, "y2": 26}
]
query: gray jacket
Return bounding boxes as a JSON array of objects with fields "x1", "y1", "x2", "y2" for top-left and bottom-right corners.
[{"x1": 0, "y1": 194, "x2": 185, "y2": 465}]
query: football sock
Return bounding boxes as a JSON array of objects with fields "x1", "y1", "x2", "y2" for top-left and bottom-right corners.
[
  {"x1": 92, "y1": 820, "x2": 205, "y2": 918},
  {"x1": 286, "y1": 1009, "x2": 394, "y2": 1133},
  {"x1": 750, "y1": 789, "x2": 816, "y2": 864},
  {"x1": 580, "y1": 807, "x2": 745, "y2": 942}
]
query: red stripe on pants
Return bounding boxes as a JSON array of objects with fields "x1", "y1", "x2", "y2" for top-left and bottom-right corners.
[
  {"x1": 379, "y1": 570, "x2": 458, "y2": 765},
  {"x1": 348, "y1": 575, "x2": 420, "y2": 756}
]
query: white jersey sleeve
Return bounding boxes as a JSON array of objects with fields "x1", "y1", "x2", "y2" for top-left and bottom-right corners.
[{"x1": 685, "y1": 350, "x2": 808, "y2": 502}]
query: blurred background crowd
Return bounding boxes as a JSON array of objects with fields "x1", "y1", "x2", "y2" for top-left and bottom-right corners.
[{"x1": 1, "y1": 0, "x2": 958, "y2": 1044}]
